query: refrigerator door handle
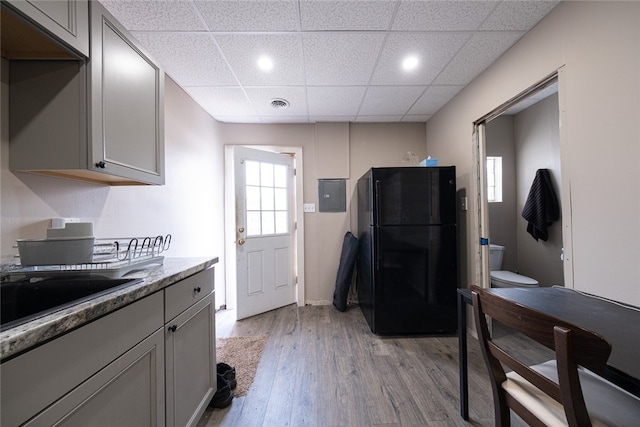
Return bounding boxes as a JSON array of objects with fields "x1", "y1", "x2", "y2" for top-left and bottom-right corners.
[
  {"x1": 374, "y1": 179, "x2": 381, "y2": 272},
  {"x1": 374, "y1": 179, "x2": 381, "y2": 225}
]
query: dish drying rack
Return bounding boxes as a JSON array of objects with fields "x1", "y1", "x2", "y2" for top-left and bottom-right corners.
[{"x1": 13, "y1": 234, "x2": 171, "y2": 279}]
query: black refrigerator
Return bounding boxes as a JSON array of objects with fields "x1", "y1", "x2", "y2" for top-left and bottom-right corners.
[{"x1": 356, "y1": 167, "x2": 458, "y2": 334}]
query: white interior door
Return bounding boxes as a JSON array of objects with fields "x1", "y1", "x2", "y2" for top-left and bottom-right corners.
[{"x1": 233, "y1": 146, "x2": 296, "y2": 320}]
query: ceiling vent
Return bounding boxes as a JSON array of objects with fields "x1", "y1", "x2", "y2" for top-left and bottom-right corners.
[{"x1": 270, "y1": 98, "x2": 290, "y2": 109}]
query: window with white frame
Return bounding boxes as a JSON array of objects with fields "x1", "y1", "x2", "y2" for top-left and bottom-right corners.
[{"x1": 486, "y1": 156, "x2": 503, "y2": 203}]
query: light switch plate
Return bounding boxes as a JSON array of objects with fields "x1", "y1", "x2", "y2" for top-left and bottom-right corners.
[{"x1": 303, "y1": 203, "x2": 316, "y2": 213}]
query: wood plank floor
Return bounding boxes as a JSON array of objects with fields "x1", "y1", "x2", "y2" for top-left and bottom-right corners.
[{"x1": 198, "y1": 304, "x2": 548, "y2": 427}]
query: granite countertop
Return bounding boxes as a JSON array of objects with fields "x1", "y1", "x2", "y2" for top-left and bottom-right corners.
[{"x1": 0, "y1": 256, "x2": 218, "y2": 361}]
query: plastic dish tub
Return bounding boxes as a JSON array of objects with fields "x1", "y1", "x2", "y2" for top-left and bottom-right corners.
[{"x1": 17, "y1": 237, "x2": 95, "y2": 266}]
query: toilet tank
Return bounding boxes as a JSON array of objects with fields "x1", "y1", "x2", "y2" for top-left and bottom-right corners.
[{"x1": 489, "y1": 244, "x2": 504, "y2": 271}]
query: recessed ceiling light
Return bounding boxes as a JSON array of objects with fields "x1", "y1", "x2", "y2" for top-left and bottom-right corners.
[
  {"x1": 258, "y1": 56, "x2": 273, "y2": 71},
  {"x1": 402, "y1": 55, "x2": 419, "y2": 71}
]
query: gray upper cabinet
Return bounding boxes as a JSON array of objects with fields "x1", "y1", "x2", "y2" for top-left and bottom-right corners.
[
  {"x1": 2, "y1": 0, "x2": 90, "y2": 58},
  {"x1": 7, "y1": 1, "x2": 165, "y2": 186},
  {"x1": 89, "y1": 2, "x2": 165, "y2": 185}
]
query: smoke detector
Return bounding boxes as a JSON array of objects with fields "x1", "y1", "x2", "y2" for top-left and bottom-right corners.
[{"x1": 270, "y1": 98, "x2": 290, "y2": 109}]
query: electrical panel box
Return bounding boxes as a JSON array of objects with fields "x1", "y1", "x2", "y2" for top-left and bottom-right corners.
[{"x1": 318, "y1": 179, "x2": 346, "y2": 212}]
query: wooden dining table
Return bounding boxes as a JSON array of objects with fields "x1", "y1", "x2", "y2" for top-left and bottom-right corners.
[{"x1": 457, "y1": 286, "x2": 640, "y2": 420}]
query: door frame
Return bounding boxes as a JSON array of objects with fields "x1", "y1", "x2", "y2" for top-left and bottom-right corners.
[
  {"x1": 473, "y1": 67, "x2": 573, "y2": 290},
  {"x1": 223, "y1": 145, "x2": 305, "y2": 311}
]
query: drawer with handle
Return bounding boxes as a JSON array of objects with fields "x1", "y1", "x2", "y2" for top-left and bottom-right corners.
[{"x1": 164, "y1": 267, "x2": 214, "y2": 321}]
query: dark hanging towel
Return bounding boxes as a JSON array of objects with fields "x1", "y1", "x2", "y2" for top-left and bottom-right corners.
[{"x1": 521, "y1": 169, "x2": 559, "y2": 241}]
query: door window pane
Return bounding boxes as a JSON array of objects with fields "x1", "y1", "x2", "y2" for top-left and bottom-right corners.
[
  {"x1": 244, "y1": 158, "x2": 289, "y2": 236},
  {"x1": 261, "y1": 211, "x2": 275, "y2": 235},
  {"x1": 246, "y1": 186, "x2": 261, "y2": 210},
  {"x1": 246, "y1": 160, "x2": 260, "y2": 186},
  {"x1": 261, "y1": 187, "x2": 275, "y2": 210},
  {"x1": 247, "y1": 211, "x2": 261, "y2": 236}
]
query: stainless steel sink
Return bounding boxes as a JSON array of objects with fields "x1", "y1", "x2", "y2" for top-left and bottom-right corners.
[{"x1": 1, "y1": 275, "x2": 142, "y2": 331}]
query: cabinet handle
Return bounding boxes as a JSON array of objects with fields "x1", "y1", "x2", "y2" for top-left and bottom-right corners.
[
  {"x1": 168, "y1": 324, "x2": 177, "y2": 332},
  {"x1": 95, "y1": 161, "x2": 106, "y2": 169},
  {"x1": 194, "y1": 286, "x2": 201, "y2": 293}
]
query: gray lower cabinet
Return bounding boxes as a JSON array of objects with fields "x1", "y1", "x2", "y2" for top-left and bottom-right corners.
[
  {"x1": 1, "y1": 291, "x2": 165, "y2": 427},
  {"x1": 165, "y1": 268, "x2": 217, "y2": 427},
  {"x1": 7, "y1": 1, "x2": 165, "y2": 185},
  {"x1": 0, "y1": 267, "x2": 216, "y2": 427},
  {"x1": 24, "y1": 328, "x2": 165, "y2": 427}
]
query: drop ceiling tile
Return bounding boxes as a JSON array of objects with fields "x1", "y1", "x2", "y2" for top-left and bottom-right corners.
[
  {"x1": 184, "y1": 87, "x2": 256, "y2": 117},
  {"x1": 307, "y1": 86, "x2": 367, "y2": 117},
  {"x1": 263, "y1": 116, "x2": 312, "y2": 124},
  {"x1": 303, "y1": 33, "x2": 386, "y2": 85},
  {"x1": 244, "y1": 87, "x2": 308, "y2": 116},
  {"x1": 409, "y1": 86, "x2": 464, "y2": 115},
  {"x1": 133, "y1": 33, "x2": 237, "y2": 86},
  {"x1": 214, "y1": 34, "x2": 305, "y2": 86},
  {"x1": 100, "y1": 0, "x2": 206, "y2": 31},
  {"x1": 310, "y1": 116, "x2": 357, "y2": 123},
  {"x1": 355, "y1": 115, "x2": 404, "y2": 123},
  {"x1": 370, "y1": 33, "x2": 471, "y2": 86},
  {"x1": 194, "y1": 0, "x2": 299, "y2": 32},
  {"x1": 359, "y1": 86, "x2": 426, "y2": 116},
  {"x1": 481, "y1": 1, "x2": 558, "y2": 31},
  {"x1": 402, "y1": 115, "x2": 431, "y2": 122},
  {"x1": 433, "y1": 32, "x2": 525, "y2": 85},
  {"x1": 300, "y1": 0, "x2": 396, "y2": 31},
  {"x1": 392, "y1": 1, "x2": 497, "y2": 31}
]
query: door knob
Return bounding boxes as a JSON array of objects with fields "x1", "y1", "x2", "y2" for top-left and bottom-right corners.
[{"x1": 238, "y1": 238, "x2": 246, "y2": 245}]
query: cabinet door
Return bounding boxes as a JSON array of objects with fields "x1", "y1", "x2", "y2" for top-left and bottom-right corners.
[
  {"x1": 89, "y1": 1, "x2": 165, "y2": 185},
  {"x1": 24, "y1": 328, "x2": 165, "y2": 427},
  {"x1": 4, "y1": 0, "x2": 89, "y2": 57},
  {"x1": 166, "y1": 292, "x2": 216, "y2": 427}
]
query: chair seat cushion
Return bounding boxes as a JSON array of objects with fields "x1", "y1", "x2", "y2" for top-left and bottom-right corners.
[{"x1": 503, "y1": 360, "x2": 640, "y2": 426}]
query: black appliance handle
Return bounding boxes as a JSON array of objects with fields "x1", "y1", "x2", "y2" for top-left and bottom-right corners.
[{"x1": 375, "y1": 179, "x2": 380, "y2": 272}]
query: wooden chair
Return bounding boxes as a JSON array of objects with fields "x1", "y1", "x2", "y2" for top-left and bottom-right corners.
[{"x1": 471, "y1": 285, "x2": 640, "y2": 426}]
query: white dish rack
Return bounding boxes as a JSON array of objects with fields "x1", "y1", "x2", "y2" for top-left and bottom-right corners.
[{"x1": 13, "y1": 234, "x2": 171, "y2": 279}]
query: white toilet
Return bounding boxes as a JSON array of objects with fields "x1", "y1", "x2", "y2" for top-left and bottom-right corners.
[{"x1": 489, "y1": 244, "x2": 539, "y2": 288}]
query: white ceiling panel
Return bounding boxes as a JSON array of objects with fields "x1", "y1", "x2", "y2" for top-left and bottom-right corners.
[
  {"x1": 310, "y1": 115, "x2": 357, "y2": 123},
  {"x1": 402, "y1": 115, "x2": 432, "y2": 122},
  {"x1": 370, "y1": 32, "x2": 471, "y2": 86},
  {"x1": 194, "y1": 0, "x2": 299, "y2": 32},
  {"x1": 433, "y1": 32, "x2": 525, "y2": 85},
  {"x1": 355, "y1": 115, "x2": 404, "y2": 123},
  {"x1": 307, "y1": 86, "x2": 367, "y2": 117},
  {"x1": 214, "y1": 34, "x2": 305, "y2": 86},
  {"x1": 184, "y1": 87, "x2": 255, "y2": 117},
  {"x1": 100, "y1": 0, "x2": 206, "y2": 31},
  {"x1": 133, "y1": 32, "x2": 238, "y2": 86},
  {"x1": 392, "y1": 1, "x2": 497, "y2": 31},
  {"x1": 299, "y1": 0, "x2": 396, "y2": 31},
  {"x1": 481, "y1": 1, "x2": 559, "y2": 31},
  {"x1": 99, "y1": 0, "x2": 559, "y2": 124},
  {"x1": 303, "y1": 33, "x2": 387, "y2": 86},
  {"x1": 409, "y1": 86, "x2": 465, "y2": 115},
  {"x1": 359, "y1": 86, "x2": 425, "y2": 116}
]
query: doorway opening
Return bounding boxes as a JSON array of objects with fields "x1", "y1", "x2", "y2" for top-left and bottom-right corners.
[
  {"x1": 475, "y1": 69, "x2": 572, "y2": 291},
  {"x1": 223, "y1": 145, "x2": 305, "y2": 320}
]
